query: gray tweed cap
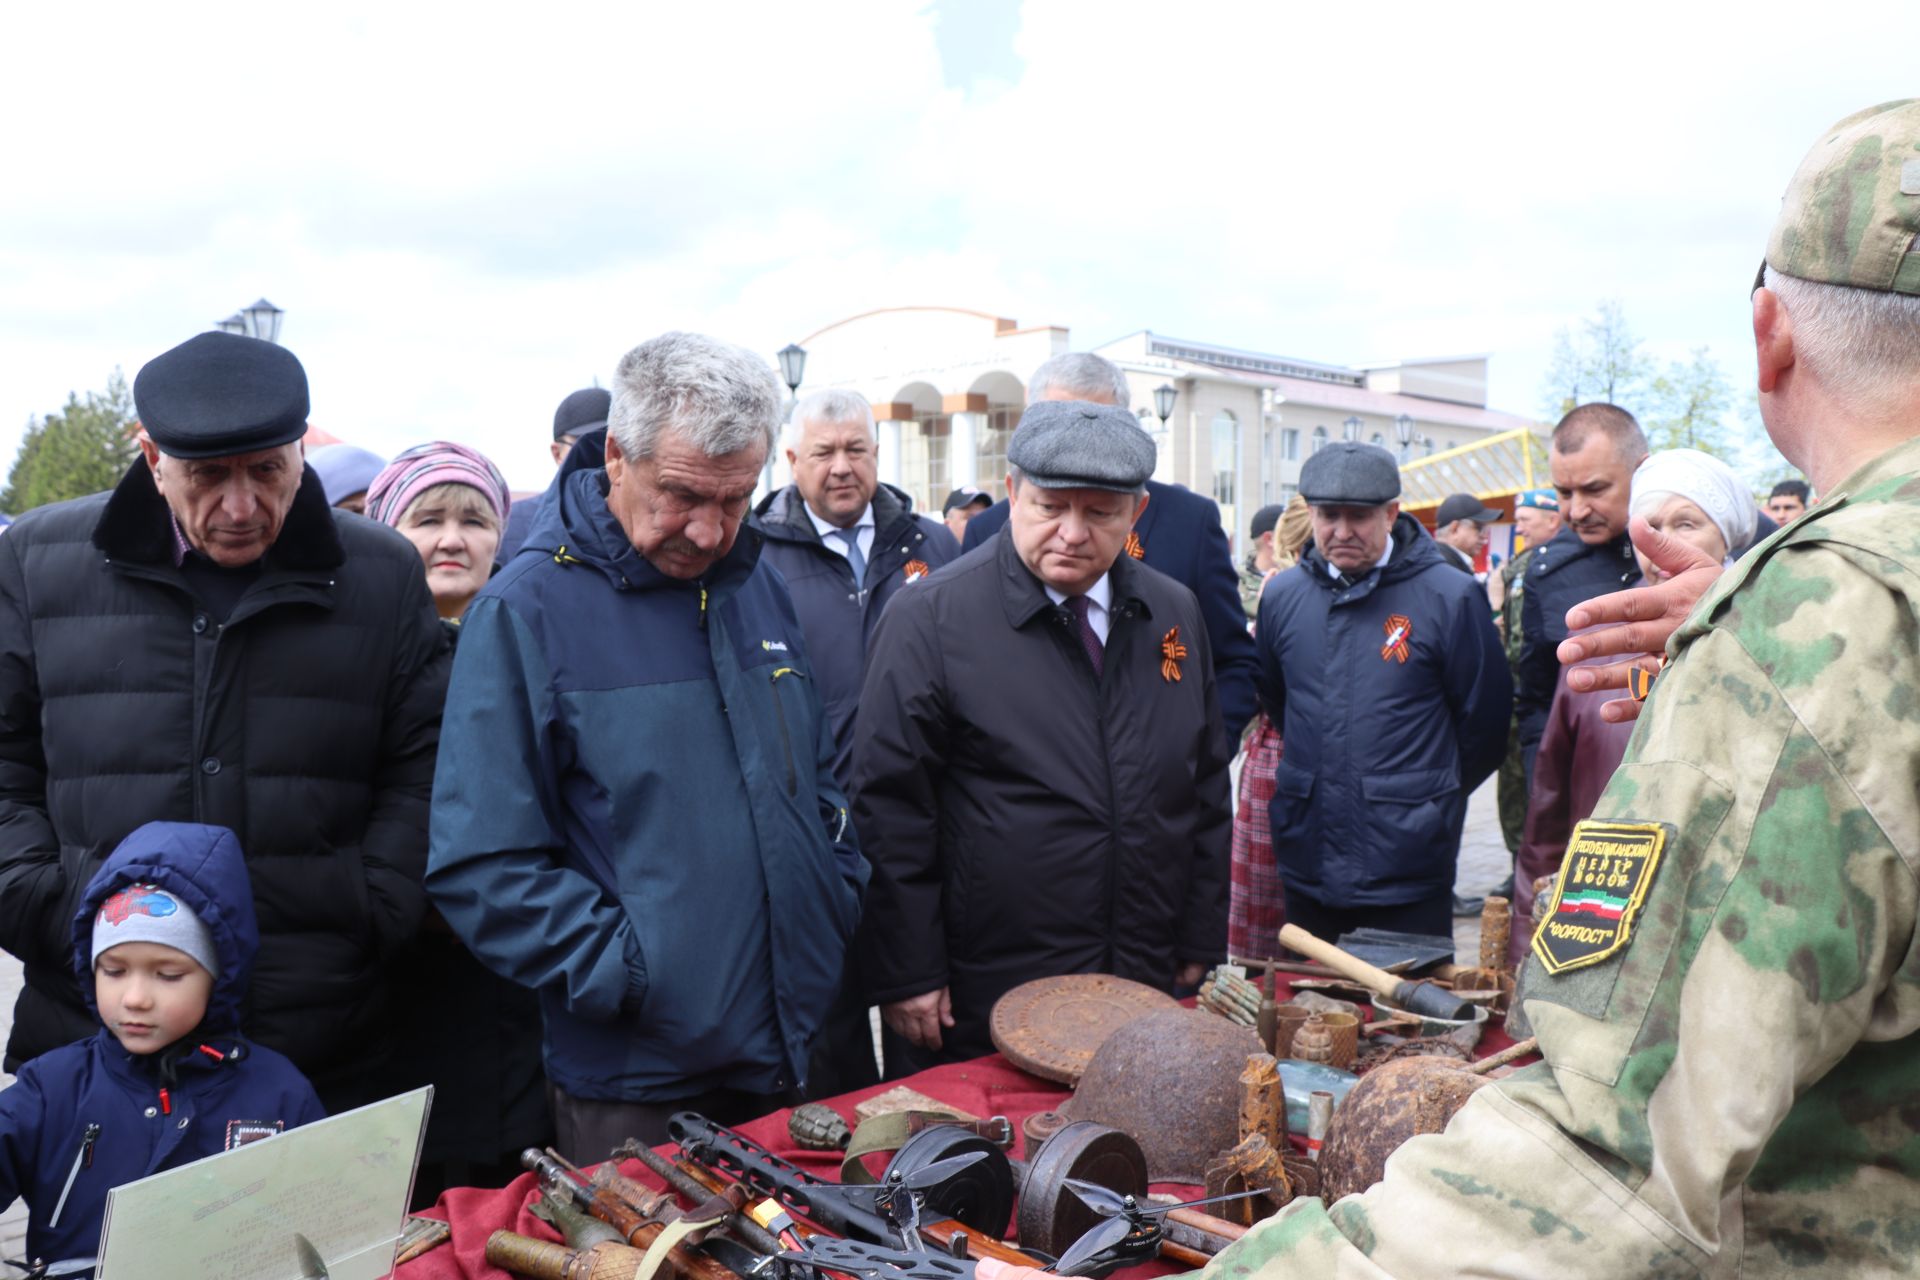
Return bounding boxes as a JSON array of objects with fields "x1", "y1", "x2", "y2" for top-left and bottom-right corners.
[
  {"x1": 1007, "y1": 399, "x2": 1156, "y2": 492},
  {"x1": 1298, "y1": 442, "x2": 1400, "y2": 505}
]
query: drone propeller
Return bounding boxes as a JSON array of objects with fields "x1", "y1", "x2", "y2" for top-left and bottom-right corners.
[
  {"x1": 889, "y1": 1150, "x2": 989, "y2": 1193},
  {"x1": 1062, "y1": 1178, "x2": 1265, "y2": 1220},
  {"x1": 1050, "y1": 1214, "x2": 1136, "y2": 1276}
]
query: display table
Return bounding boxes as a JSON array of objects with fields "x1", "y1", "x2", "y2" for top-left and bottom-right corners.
[{"x1": 400, "y1": 975, "x2": 1525, "y2": 1280}]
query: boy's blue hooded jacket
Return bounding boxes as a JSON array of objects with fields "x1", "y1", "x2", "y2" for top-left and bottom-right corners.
[{"x1": 0, "y1": 823, "x2": 325, "y2": 1265}]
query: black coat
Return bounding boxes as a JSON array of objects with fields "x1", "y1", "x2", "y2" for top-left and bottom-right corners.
[
  {"x1": 1256, "y1": 516, "x2": 1511, "y2": 908},
  {"x1": 964, "y1": 481, "x2": 1260, "y2": 739},
  {"x1": 1514, "y1": 524, "x2": 1640, "y2": 773},
  {"x1": 851, "y1": 531, "x2": 1232, "y2": 1060},
  {"x1": 751, "y1": 483, "x2": 960, "y2": 789},
  {"x1": 0, "y1": 461, "x2": 450, "y2": 1106}
]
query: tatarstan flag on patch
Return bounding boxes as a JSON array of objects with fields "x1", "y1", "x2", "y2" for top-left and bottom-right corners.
[{"x1": 1558, "y1": 890, "x2": 1629, "y2": 920}]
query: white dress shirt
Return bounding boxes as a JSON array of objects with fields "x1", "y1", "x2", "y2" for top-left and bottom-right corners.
[{"x1": 808, "y1": 502, "x2": 875, "y2": 564}]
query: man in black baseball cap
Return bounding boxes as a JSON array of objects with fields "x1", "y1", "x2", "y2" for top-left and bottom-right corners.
[
  {"x1": 1433, "y1": 491, "x2": 1500, "y2": 577},
  {"x1": 497, "y1": 385, "x2": 612, "y2": 565},
  {"x1": 0, "y1": 329, "x2": 449, "y2": 1115},
  {"x1": 941, "y1": 485, "x2": 992, "y2": 542}
]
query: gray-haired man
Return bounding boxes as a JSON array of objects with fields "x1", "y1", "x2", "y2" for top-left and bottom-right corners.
[{"x1": 428, "y1": 332, "x2": 867, "y2": 1156}]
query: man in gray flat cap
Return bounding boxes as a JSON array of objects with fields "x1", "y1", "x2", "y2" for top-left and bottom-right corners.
[
  {"x1": 852, "y1": 399, "x2": 1231, "y2": 1069},
  {"x1": 1255, "y1": 443, "x2": 1509, "y2": 944}
]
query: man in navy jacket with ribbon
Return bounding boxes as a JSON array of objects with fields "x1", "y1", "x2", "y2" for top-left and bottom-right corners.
[
  {"x1": 1256, "y1": 443, "x2": 1509, "y2": 943},
  {"x1": 427, "y1": 332, "x2": 866, "y2": 1159}
]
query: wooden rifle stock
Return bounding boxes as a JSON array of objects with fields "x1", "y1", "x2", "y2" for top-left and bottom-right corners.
[{"x1": 486, "y1": 1229, "x2": 650, "y2": 1280}]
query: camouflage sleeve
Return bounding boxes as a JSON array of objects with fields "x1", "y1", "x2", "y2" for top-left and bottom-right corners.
[{"x1": 1192, "y1": 543, "x2": 1920, "y2": 1276}]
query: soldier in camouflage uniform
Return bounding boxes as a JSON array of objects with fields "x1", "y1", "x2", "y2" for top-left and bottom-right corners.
[
  {"x1": 1494, "y1": 488, "x2": 1561, "y2": 859},
  {"x1": 982, "y1": 98, "x2": 1920, "y2": 1279}
]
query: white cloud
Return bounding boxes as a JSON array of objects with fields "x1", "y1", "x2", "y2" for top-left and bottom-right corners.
[{"x1": 1, "y1": 0, "x2": 1912, "y2": 489}]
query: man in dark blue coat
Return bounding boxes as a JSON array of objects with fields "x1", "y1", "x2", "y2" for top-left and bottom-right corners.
[
  {"x1": 962, "y1": 353, "x2": 1259, "y2": 738},
  {"x1": 1514, "y1": 405, "x2": 1647, "y2": 780},
  {"x1": 1257, "y1": 443, "x2": 1510, "y2": 942},
  {"x1": 751, "y1": 388, "x2": 957, "y2": 1096},
  {"x1": 427, "y1": 333, "x2": 866, "y2": 1158},
  {"x1": 752, "y1": 389, "x2": 960, "y2": 788}
]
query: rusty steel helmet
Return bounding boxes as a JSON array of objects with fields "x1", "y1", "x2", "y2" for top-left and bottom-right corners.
[
  {"x1": 1062, "y1": 1008, "x2": 1264, "y2": 1183},
  {"x1": 1318, "y1": 1056, "x2": 1490, "y2": 1202}
]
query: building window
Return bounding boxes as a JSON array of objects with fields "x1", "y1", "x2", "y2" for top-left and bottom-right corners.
[
  {"x1": 899, "y1": 415, "x2": 951, "y2": 516},
  {"x1": 1211, "y1": 410, "x2": 1239, "y2": 544},
  {"x1": 974, "y1": 405, "x2": 1019, "y2": 500},
  {"x1": 1281, "y1": 428, "x2": 1299, "y2": 461},
  {"x1": 1310, "y1": 425, "x2": 1328, "y2": 454}
]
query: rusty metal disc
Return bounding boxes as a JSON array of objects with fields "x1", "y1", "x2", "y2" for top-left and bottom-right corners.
[
  {"x1": 1017, "y1": 1122, "x2": 1149, "y2": 1257},
  {"x1": 1021, "y1": 1110, "x2": 1071, "y2": 1158},
  {"x1": 989, "y1": 975, "x2": 1178, "y2": 1084}
]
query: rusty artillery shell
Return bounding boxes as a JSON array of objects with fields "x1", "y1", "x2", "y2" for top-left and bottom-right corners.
[
  {"x1": 1478, "y1": 896, "x2": 1512, "y2": 974},
  {"x1": 1237, "y1": 1053, "x2": 1286, "y2": 1149},
  {"x1": 1306, "y1": 1091, "x2": 1335, "y2": 1163}
]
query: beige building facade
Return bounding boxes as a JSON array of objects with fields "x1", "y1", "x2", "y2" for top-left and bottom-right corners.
[{"x1": 780, "y1": 306, "x2": 1536, "y2": 551}]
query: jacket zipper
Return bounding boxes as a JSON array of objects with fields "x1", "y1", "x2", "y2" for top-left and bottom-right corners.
[
  {"x1": 48, "y1": 1122, "x2": 101, "y2": 1229},
  {"x1": 769, "y1": 667, "x2": 798, "y2": 796}
]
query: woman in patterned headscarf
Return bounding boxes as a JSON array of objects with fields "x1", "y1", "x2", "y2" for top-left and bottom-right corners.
[{"x1": 365, "y1": 441, "x2": 512, "y2": 620}]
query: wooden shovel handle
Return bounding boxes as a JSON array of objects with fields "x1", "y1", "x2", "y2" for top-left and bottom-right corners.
[{"x1": 1277, "y1": 924, "x2": 1401, "y2": 999}]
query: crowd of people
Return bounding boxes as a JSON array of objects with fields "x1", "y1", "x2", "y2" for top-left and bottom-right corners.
[{"x1": 0, "y1": 98, "x2": 1916, "y2": 1275}]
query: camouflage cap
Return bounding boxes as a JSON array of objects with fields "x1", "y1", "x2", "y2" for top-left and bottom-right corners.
[{"x1": 1766, "y1": 99, "x2": 1920, "y2": 295}]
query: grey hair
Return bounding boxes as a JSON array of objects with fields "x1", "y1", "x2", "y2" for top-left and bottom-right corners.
[
  {"x1": 1007, "y1": 466, "x2": 1146, "y2": 501},
  {"x1": 608, "y1": 331, "x2": 782, "y2": 460},
  {"x1": 788, "y1": 388, "x2": 876, "y2": 446},
  {"x1": 1766, "y1": 266, "x2": 1920, "y2": 409},
  {"x1": 1028, "y1": 352, "x2": 1131, "y2": 408}
]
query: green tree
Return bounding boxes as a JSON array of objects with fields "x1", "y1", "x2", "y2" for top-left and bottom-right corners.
[
  {"x1": 1646, "y1": 346, "x2": 1733, "y2": 455},
  {"x1": 1538, "y1": 299, "x2": 1654, "y2": 419},
  {"x1": 2, "y1": 371, "x2": 138, "y2": 514}
]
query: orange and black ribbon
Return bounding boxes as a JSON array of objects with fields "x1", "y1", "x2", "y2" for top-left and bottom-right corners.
[
  {"x1": 1629, "y1": 657, "x2": 1665, "y2": 701},
  {"x1": 1160, "y1": 626, "x2": 1189, "y2": 682},
  {"x1": 902, "y1": 559, "x2": 930, "y2": 581},
  {"x1": 1381, "y1": 614, "x2": 1412, "y2": 663},
  {"x1": 1124, "y1": 532, "x2": 1145, "y2": 560}
]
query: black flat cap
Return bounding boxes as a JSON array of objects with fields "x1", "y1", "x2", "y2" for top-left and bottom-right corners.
[
  {"x1": 1298, "y1": 442, "x2": 1400, "y2": 505},
  {"x1": 1007, "y1": 399, "x2": 1155, "y2": 492},
  {"x1": 1436, "y1": 493, "x2": 1500, "y2": 525},
  {"x1": 134, "y1": 332, "x2": 310, "y2": 459},
  {"x1": 553, "y1": 387, "x2": 611, "y2": 441},
  {"x1": 1250, "y1": 503, "x2": 1285, "y2": 538}
]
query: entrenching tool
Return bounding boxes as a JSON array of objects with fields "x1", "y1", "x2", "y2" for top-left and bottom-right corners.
[{"x1": 1277, "y1": 924, "x2": 1473, "y2": 1022}]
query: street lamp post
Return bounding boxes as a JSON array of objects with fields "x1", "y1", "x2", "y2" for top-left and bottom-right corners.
[
  {"x1": 1343, "y1": 416, "x2": 1361, "y2": 443},
  {"x1": 1394, "y1": 413, "x2": 1414, "y2": 462},
  {"x1": 1153, "y1": 383, "x2": 1177, "y2": 428},
  {"x1": 215, "y1": 313, "x2": 247, "y2": 336},
  {"x1": 777, "y1": 343, "x2": 807, "y2": 397},
  {"x1": 242, "y1": 299, "x2": 284, "y2": 344}
]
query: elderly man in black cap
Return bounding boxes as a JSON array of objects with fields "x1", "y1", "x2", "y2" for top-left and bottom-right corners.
[
  {"x1": 853, "y1": 399, "x2": 1231, "y2": 1070},
  {"x1": 1255, "y1": 443, "x2": 1509, "y2": 944},
  {"x1": 1432, "y1": 491, "x2": 1500, "y2": 578},
  {"x1": 495, "y1": 385, "x2": 612, "y2": 565},
  {"x1": 0, "y1": 331, "x2": 450, "y2": 1113}
]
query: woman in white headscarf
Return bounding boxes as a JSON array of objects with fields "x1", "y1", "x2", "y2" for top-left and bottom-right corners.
[{"x1": 1627, "y1": 448, "x2": 1759, "y2": 583}]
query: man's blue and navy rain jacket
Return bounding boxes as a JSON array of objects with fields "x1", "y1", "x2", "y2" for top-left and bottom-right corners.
[
  {"x1": 427, "y1": 466, "x2": 867, "y2": 1103},
  {"x1": 0, "y1": 823, "x2": 326, "y2": 1265}
]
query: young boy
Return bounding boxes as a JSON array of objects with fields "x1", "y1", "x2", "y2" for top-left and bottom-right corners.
[{"x1": 0, "y1": 822, "x2": 325, "y2": 1268}]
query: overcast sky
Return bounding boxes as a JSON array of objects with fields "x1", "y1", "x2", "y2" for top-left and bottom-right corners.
[{"x1": 2, "y1": 0, "x2": 1913, "y2": 489}]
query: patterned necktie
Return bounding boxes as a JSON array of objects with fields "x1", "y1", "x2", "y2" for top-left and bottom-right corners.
[
  {"x1": 832, "y1": 527, "x2": 867, "y2": 587},
  {"x1": 1066, "y1": 594, "x2": 1104, "y2": 678}
]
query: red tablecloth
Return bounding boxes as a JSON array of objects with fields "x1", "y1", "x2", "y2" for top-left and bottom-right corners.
[{"x1": 400, "y1": 974, "x2": 1524, "y2": 1280}]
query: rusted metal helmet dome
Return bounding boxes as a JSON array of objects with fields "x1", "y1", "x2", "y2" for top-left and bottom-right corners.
[
  {"x1": 1062, "y1": 1008, "x2": 1263, "y2": 1182},
  {"x1": 1318, "y1": 1057, "x2": 1490, "y2": 1202}
]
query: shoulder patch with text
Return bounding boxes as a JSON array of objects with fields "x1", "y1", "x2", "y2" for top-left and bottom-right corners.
[{"x1": 1531, "y1": 820, "x2": 1670, "y2": 975}]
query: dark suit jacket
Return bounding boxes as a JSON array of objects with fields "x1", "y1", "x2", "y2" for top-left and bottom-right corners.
[{"x1": 963, "y1": 480, "x2": 1259, "y2": 737}]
